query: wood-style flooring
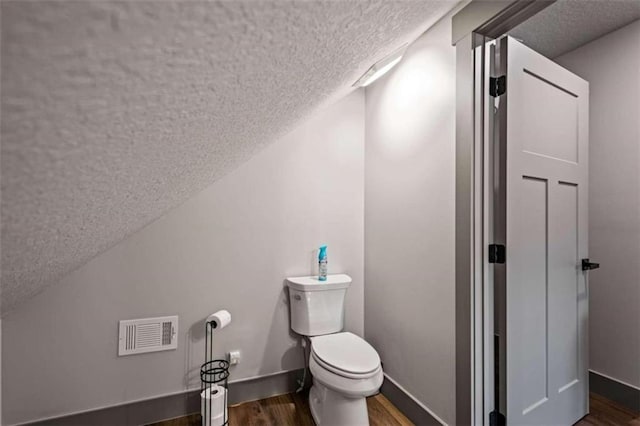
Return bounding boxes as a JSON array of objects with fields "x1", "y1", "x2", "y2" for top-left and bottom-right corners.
[
  {"x1": 151, "y1": 391, "x2": 639, "y2": 426},
  {"x1": 576, "y1": 393, "x2": 640, "y2": 426},
  {"x1": 149, "y1": 391, "x2": 412, "y2": 426}
]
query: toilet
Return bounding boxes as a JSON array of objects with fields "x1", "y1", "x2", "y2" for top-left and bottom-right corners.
[{"x1": 286, "y1": 274, "x2": 383, "y2": 426}]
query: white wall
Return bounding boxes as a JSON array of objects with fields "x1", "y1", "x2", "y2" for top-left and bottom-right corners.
[
  {"x1": 1, "y1": 92, "x2": 365, "y2": 425},
  {"x1": 364, "y1": 11, "x2": 457, "y2": 425},
  {"x1": 556, "y1": 20, "x2": 640, "y2": 389}
]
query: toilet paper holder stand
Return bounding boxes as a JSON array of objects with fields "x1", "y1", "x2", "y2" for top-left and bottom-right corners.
[{"x1": 200, "y1": 319, "x2": 230, "y2": 426}]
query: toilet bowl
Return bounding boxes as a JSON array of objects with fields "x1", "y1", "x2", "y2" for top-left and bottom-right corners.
[
  {"x1": 286, "y1": 275, "x2": 383, "y2": 426},
  {"x1": 308, "y1": 332, "x2": 383, "y2": 425}
]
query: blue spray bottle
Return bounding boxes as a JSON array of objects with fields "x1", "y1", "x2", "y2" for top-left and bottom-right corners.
[{"x1": 318, "y1": 245, "x2": 328, "y2": 281}]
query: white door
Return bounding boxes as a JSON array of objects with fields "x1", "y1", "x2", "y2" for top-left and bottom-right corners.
[{"x1": 495, "y1": 36, "x2": 589, "y2": 425}]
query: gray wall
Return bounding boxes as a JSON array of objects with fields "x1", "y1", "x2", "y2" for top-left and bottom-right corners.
[
  {"x1": 0, "y1": 319, "x2": 2, "y2": 424},
  {"x1": 364, "y1": 12, "x2": 456, "y2": 425},
  {"x1": 1, "y1": 92, "x2": 365, "y2": 425},
  {"x1": 556, "y1": 20, "x2": 640, "y2": 389}
]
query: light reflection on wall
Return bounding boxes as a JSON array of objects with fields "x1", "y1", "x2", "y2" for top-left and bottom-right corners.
[{"x1": 368, "y1": 44, "x2": 453, "y2": 159}]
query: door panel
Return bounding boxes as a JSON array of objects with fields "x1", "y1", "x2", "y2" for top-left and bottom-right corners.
[
  {"x1": 496, "y1": 36, "x2": 589, "y2": 426},
  {"x1": 551, "y1": 182, "x2": 579, "y2": 393},
  {"x1": 518, "y1": 176, "x2": 549, "y2": 415},
  {"x1": 520, "y1": 70, "x2": 579, "y2": 163}
]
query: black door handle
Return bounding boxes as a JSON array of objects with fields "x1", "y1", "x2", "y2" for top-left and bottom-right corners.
[{"x1": 582, "y1": 259, "x2": 600, "y2": 271}]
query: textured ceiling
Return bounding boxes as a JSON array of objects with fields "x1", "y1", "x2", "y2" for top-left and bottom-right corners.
[
  {"x1": 510, "y1": 0, "x2": 640, "y2": 58},
  {"x1": 1, "y1": 1, "x2": 458, "y2": 314}
]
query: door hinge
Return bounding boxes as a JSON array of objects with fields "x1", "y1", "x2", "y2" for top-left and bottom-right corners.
[
  {"x1": 488, "y1": 244, "x2": 506, "y2": 264},
  {"x1": 490, "y1": 76, "x2": 506, "y2": 97},
  {"x1": 489, "y1": 410, "x2": 506, "y2": 426}
]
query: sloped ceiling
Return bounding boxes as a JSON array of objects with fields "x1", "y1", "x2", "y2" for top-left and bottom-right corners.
[{"x1": 1, "y1": 1, "x2": 458, "y2": 314}]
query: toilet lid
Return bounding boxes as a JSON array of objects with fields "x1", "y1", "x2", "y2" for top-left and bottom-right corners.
[{"x1": 311, "y1": 332, "x2": 380, "y2": 375}]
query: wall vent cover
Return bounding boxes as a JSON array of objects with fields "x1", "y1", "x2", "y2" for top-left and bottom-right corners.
[{"x1": 118, "y1": 315, "x2": 178, "y2": 356}]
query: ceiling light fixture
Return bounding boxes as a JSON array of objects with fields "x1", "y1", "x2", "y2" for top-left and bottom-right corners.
[{"x1": 353, "y1": 44, "x2": 407, "y2": 88}]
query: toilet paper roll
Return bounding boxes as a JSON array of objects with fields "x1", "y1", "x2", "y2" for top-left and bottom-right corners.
[
  {"x1": 207, "y1": 310, "x2": 231, "y2": 329},
  {"x1": 201, "y1": 385, "x2": 228, "y2": 426}
]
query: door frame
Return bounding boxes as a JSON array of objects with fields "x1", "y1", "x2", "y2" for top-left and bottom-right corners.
[{"x1": 451, "y1": 2, "x2": 557, "y2": 424}]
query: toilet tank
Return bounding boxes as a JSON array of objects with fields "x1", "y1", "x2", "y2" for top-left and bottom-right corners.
[{"x1": 286, "y1": 274, "x2": 352, "y2": 336}]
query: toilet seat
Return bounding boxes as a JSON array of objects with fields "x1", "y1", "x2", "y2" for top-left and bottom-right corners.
[
  {"x1": 310, "y1": 332, "x2": 381, "y2": 379},
  {"x1": 311, "y1": 351, "x2": 382, "y2": 379}
]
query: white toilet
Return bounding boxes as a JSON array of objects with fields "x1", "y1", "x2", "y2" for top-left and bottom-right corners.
[{"x1": 286, "y1": 274, "x2": 383, "y2": 426}]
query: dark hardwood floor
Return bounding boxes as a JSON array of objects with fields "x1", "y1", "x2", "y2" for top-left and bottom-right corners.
[
  {"x1": 150, "y1": 391, "x2": 639, "y2": 426},
  {"x1": 148, "y1": 390, "x2": 413, "y2": 426},
  {"x1": 576, "y1": 393, "x2": 640, "y2": 426}
]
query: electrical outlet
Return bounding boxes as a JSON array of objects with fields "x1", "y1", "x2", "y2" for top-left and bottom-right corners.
[{"x1": 228, "y1": 350, "x2": 241, "y2": 365}]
